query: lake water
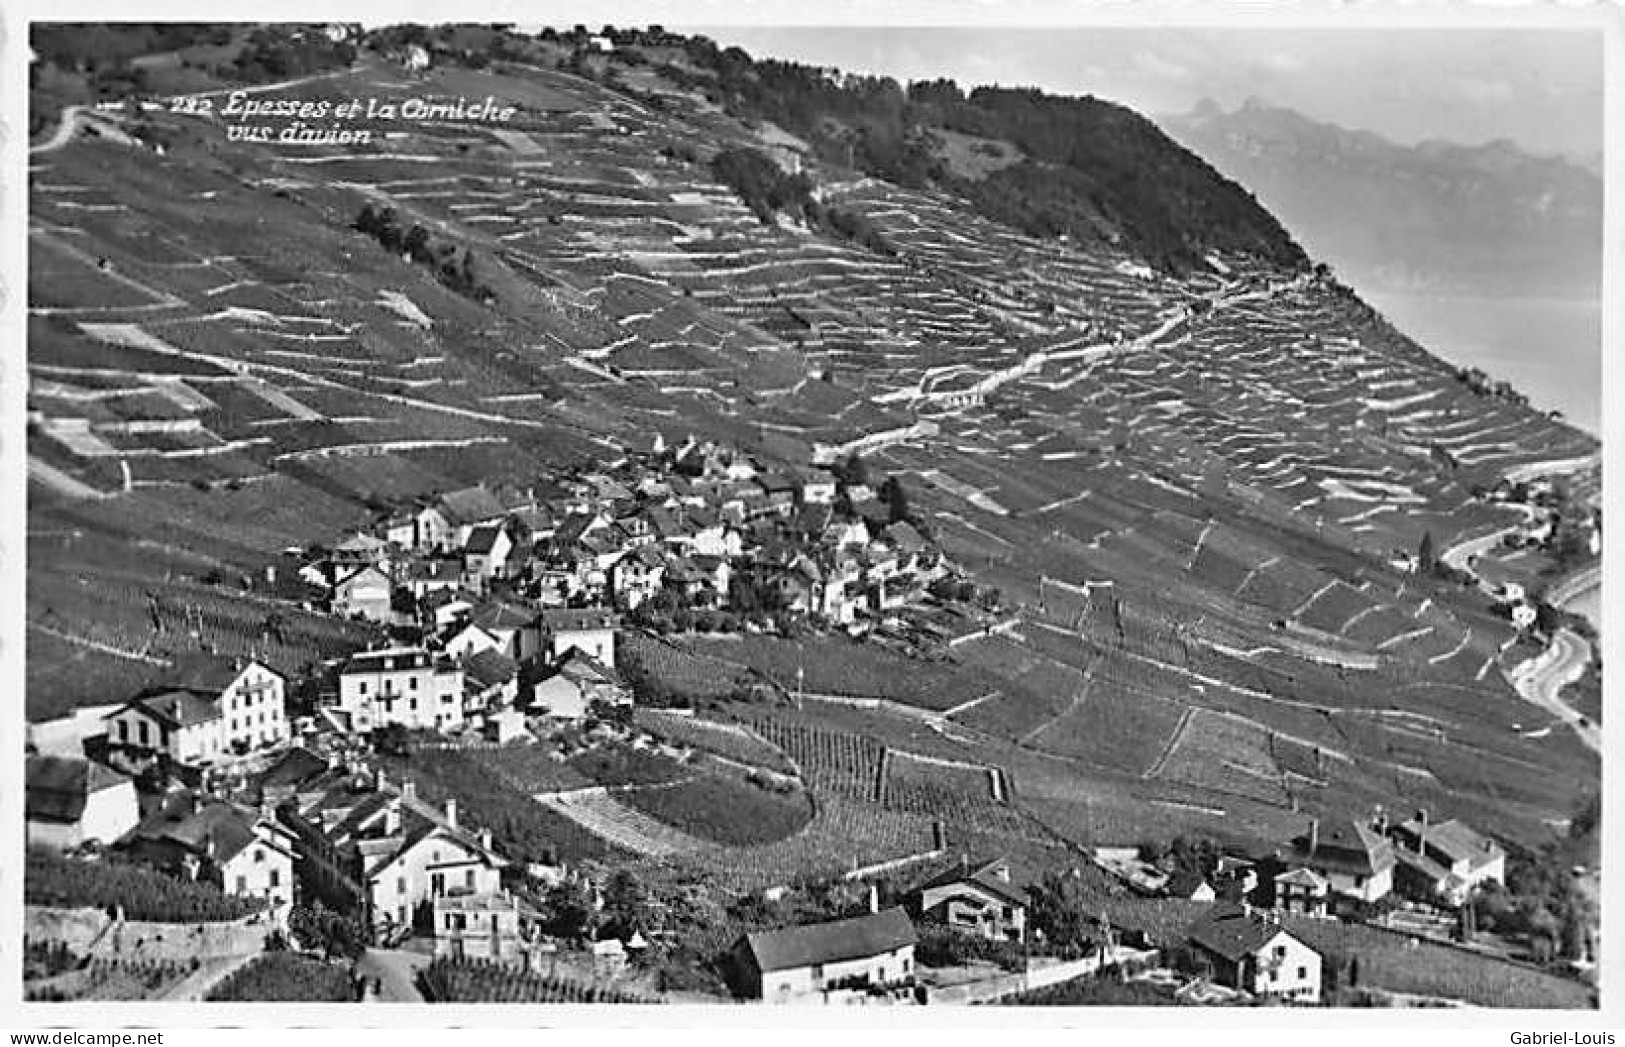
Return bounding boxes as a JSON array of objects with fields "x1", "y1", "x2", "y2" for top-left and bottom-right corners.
[
  {"x1": 1361, "y1": 289, "x2": 1601, "y2": 437},
  {"x1": 1566, "y1": 586, "x2": 1601, "y2": 629}
]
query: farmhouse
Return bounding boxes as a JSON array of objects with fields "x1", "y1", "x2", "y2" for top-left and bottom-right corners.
[
  {"x1": 913, "y1": 857, "x2": 1028, "y2": 943},
  {"x1": 1184, "y1": 903, "x2": 1321, "y2": 1004},
  {"x1": 1279, "y1": 816, "x2": 1394, "y2": 907},
  {"x1": 123, "y1": 792, "x2": 297, "y2": 920},
  {"x1": 1388, "y1": 812, "x2": 1505, "y2": 907},
  {"x1": 281, "y1": 770, "x2": 506, "y2": 935},
  {"x1": 335, "y1": 646, "x2": 466, "y2": 732},
  {"x1": 731, "y1": 907, "x2": 918, "y2": 1003},
  {"x1": 24, "y1": 755, "x2": 139, "y2": 851},
  {"x1": 105, "y1": 655, "x2": 288, "y2": 763}
]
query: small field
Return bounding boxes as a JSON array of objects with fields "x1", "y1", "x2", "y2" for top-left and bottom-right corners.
[
  {"x1": 205, "y1": 953, "x2": 355, "y2": 1002},
  {"x1": 25, "y1": 851, "x2": 263, "y2": 922},
  {"x1": 618, "y1": 772, "x2": 813, "y2": 846},
  {"x1": 633, "y1": 708, "x2": 797, "y2": 775},
  {"x1": 418, "y1": 956, "x2": 661, "y2": 1004}
]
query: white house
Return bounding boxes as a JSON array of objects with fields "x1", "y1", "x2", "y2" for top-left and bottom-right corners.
[
  {"x1": 25, "y1": 755, "x2": 140, "y2": 851},
  {"x1": 1184, "y1": 903, "x2": 1321, "y2": 1004},
  {"x1": 360, "y1": 792, "x2": 505, "y2": 932},
  {"x1": 124, "y1": 793, "x2": 298, "y2": 923},
  {"x1": 333, "y1": 564, "x2": 394, "y2": 623},
  {"x1": 1389, "y1": 813, "x2": 1506, "y2": 907},
  {"x1": 105, "y1": 655, "x2": 288, "y2": 764},
  {"x1": 539, "y1": 608, "x2": 618, "y2": 665},
  {"x1": 914, "y1": 858, "x2": 1026, "y2": 943},
  {"x1": 463, "y1": 525, "x2": 514, "y2": 585},
  {"x1": 732, "y1": 907, "x2": 918, "y2": 1003},
  {"x1": 335, "y1": 646, "x2": 465, "y2": 732}
]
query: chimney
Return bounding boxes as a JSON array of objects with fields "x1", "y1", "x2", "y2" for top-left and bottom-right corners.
[
  {"x1": 868, "y1": 884, "x2": 880, "y2": 915},
  {"x1": 403, "y1": 780, "x2": 417, "y2": 803},
  {"x1": 376, "y1": 769, "x2": 388, "y2": 793},
  {"x1": 481, "y1": 829, "x2": 493, "y2": 852},
  {"x1": 1308, "y1": 817, "x2": 1319, "y2": 856},
  {"x1": 445, "y1": 798, "x2": 458, "y2": 830},
  {"x1": 384, "y1": 799, "x2": 401, "y2": 836},
  {"x1": 327, "y1": 753, "x2": 342, "y2": 772}
]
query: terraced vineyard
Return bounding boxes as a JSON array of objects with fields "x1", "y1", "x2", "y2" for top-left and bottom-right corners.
[{"x1": 25, "y1": 25, "x2": 1599, "y2": 876}]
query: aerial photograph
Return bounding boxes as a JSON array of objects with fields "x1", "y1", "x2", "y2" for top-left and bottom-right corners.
[{"x1": 17, "y1": 17, "x2": 1603, "y2": 1012}]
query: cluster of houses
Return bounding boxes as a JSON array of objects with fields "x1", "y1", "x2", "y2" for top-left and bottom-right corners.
[
  {"x1": 1093, "y1": 812, "x2": 1505, "y2": 920},
  {"x1": 313, "y1": 438, "x2": 945, "y2": 636}
]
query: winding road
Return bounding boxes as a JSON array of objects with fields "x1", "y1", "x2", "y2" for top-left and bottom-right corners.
[{"x1": 1508, "y1": 628, "x2": 1597, "y2": 753}]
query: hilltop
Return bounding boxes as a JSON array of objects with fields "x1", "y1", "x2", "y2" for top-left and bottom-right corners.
[{"x1": 27, "y1": 20, "x2": 1599, "y2": 886}]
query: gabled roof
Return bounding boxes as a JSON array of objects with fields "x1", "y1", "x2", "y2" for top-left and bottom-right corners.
[
  {"x1": 742, "y1": 907, "x2": 916, "y2": 973},
  {"x1": 26, "y1": 756, "x2": 131, "y2": 823},
  {"x1": 1273, "y1": 867, "x2": 1328, "y2": 890},
  {"x1": 1395, "y1": 817, "x2": 1503, "y2": 868},
  {"x1": 552, "y1": 647, "x2": 622, "y2": 687},
  {"x1": 130, "y1": 793, "x2": 283, "y2": 865},
  {"x1": 464, "y1": 524, "x2": 509, "y2": 556},
  {"x1": 160, "y1": 653, "x2": 263, "y2": 695},
  {"x1": 463, "y1": 648, "x2": 519, "y2": 689},
  {"x1": 1185, "y1": 903, "x2": 1302, "y2": 964},
  {"x1": 336, "y1": 563, "x2": 391, "y2": 589},
  {"x1": 255, "y1": 746, "x2": 330, "y2": 795},
  {"x1": 115, "y1": 689, "x2": 223, "y2": 730},
  {"x1": 917, "y1": 858, "x2": 1027, "y2": 908},
  {"x1": 437, "y1": 486, "x2": 508, "y2": 527},
  {"x1": 472, "y1": 600, "x2": 535, "y2": 633},
  {"x1": 1287, "y1": 817, "x2": 1395, "y2": 876}
]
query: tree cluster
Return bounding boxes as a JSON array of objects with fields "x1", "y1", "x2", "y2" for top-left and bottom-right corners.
[
  {"x1": 659, "y1": 39, "x2": 1307, "y2": 274},
  {"x1": 354, "y1": 204, "x2": 496, "y2": 303}
]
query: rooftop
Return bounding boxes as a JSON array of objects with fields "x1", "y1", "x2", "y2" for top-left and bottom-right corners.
[{"x1": 742, "y1": 907, "x2": 917, "y2": 973}]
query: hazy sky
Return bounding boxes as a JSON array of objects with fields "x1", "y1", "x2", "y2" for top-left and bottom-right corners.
[{"x1": 690, "y1": 27, "x2": 1603, "y2": 159}]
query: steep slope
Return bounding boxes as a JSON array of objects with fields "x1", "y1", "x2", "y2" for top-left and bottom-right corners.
[{"x1": 26, "y1": 25, "x2": 1599, "y2": 857}]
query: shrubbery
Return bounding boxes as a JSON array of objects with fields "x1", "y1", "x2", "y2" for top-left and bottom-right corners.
[
  {"x1": 417, "y1": 957, "x2": 661, "y2": 1003},
  {"x1": 25, "y1": 850, "x2": 265, "y2": 922},
  {"x1": 206, "y1": 952, "x2": 357, "y2": 1002}
]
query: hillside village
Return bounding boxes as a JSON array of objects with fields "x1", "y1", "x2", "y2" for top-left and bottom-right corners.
[{"x1": 22, "y1": 23, "x2": 1601, "y2": 1008}]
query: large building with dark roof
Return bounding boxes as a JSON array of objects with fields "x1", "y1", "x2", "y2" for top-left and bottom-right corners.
[
  {"x1": 731, "y1": 907, "x2": 918, "y2": 1003},
  {"x1": 1280, "y1": 816, "x2": 1395, "y2": 905},
  {"x1": 103, "y1": 655, "x2": 287, "y2": 765}
]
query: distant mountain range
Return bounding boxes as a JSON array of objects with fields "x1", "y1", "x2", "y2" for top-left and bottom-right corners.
[{"x1": 1162, "y1": 98, "x2": 1602, "y2": 300}]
